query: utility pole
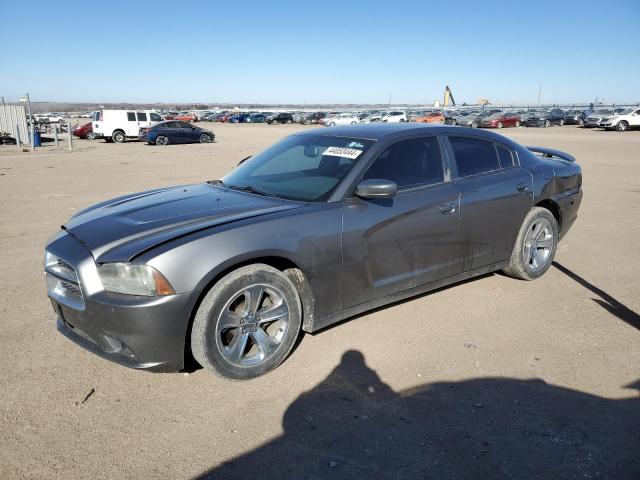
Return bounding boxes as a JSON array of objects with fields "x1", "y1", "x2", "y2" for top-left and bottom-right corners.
[{"x1": 537, "y1": 82, "x2": 542, "y2": 106}]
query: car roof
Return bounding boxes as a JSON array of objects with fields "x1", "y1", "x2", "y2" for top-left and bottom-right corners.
[{"x1": 293, "y1": 123, "x2": 520, "y2": 144}]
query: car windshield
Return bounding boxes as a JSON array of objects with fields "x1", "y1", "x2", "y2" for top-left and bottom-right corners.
[
  {"x1": 486, "y1": 113, "x2": 502, "y2": 119},
  {"x1": 221, "y1": 135, "x2": 375, "y2": 202},
  {"x1": 617, "y1": 109, "x2": 633, "y2": 115}
]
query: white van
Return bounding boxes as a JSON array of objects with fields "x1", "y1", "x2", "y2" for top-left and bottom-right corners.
[{"x1": 92, "y1": 110, "x2": 163, "y2": 142}]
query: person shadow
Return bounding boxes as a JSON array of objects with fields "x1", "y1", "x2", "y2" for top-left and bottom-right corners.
[{"x1": 197, "y1": 350, "x2": 640, "y2": 480}]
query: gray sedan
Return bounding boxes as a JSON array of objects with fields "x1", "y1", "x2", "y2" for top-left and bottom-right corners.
[{"x1": 44, "y1": 124, "x2": 582, "y2": 379}]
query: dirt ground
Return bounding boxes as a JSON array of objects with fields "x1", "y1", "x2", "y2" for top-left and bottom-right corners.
[{"x1": 0, "y1": 123, "x2": 638, "y2": 479}]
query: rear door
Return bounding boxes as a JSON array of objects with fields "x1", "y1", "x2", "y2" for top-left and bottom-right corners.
[
  {"x1": 125, "y1": 111, "x2": 138, "y2": 136},
  {"x1": 445, "y1": 135, "x2": 533, "y2": 273},
  {"x1": 341, "y1": 135, "x2": 461, "y2": 307}
]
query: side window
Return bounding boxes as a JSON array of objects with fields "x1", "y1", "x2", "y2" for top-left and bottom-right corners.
[
  {"x1": 150, "y1": 113, "x2": 162, "y2": 122},
  {"x1": 450, "y1": 136, "x2": 500, "y2": 177},
  {"x1": 496, "y1": 145, "x2": 514, "y2": 168},
  {"x1": 127, "y1": 112, "x2": 136, "y2": 121},
  {"x1": 136, "y1": 112, "x2": 147, "y2": 121},
  {"x1": 363, "y1": 137, "x2": 444, "y2": 189}
]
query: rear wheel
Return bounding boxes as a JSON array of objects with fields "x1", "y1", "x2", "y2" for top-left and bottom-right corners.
[
  {"x1": 112, "y1": 130, "x2": 125, "y2": 143},
  {"x1": 155, "y1": 135, "x2": 169, "y2": 146},
  {"x1": 199, "y1": 133, "x2": 212, "y2": 143},
  {"x1": 191, "y1": 264, "x2": 302, "y2": 380},
  {"x1": 559, "y1": 119, "x2": 565, "y2": 126},
  {"x1": 515, "y1": 120, "x2": 520, "y2": 127},
  {"x1": 503, "y1": 207, "x2": 558, "y2": 280},
  {"x1": 497, "y1": 121, "x2": 503, "y2": 129},
  {"x1": 616, "y1": 121, "x2": 629, "y2": 132},
  {"x1": 85, "y1": 131, "x2": 95, "y2": 140},
  {"x1": 544, "y1": 120, "x2": 550, "y2": 128}
]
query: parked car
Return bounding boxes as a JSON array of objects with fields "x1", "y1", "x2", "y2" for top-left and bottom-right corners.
[
  {"x1": 414, "y1": 112, "x2": 445, "y2": 124},
  {"x1": 301, "y1": 112, "x2": 326, "y2": 125},
  {"x1": 92, "y1": 110, "x2": 163, "y2": 143},
  {"x1": 381, "y1": 111, "x2": 407, "y2": 123},
  {"x1": 443, "y1": 111, "x2": 461, "y2": 125},
  {"x1": 598, "y1": 107, "x2": 640, "y2": 131},
  {"x1": 138, "y1": 121, "x2": 214, "y2": 145},
  {"x1": 176, "y1": 113, "x2": 198, "y2": 123},
  {"x1": 228, "y1": 113, "x2": 251, "y2": 124},
  {"x1": 455, "y1": 110, "x2": 502, "y2": 128},
  {"x1": 358, "y1": 113, "x2": 384, "y2": 123},
  {"x1": 267, "y1": 113, "x2": 294, "y2": 124},
  {"x1": 324, "y1": 113, "x2": 360, "y2": 126},
  {"x1": 524, "y1": 109, "x2": 566, "y2": 127},
  {"x1": 584, "y1": 108, "x2": 625, "y2": 128},
  {"x1": 561, "y1": 110, "x2": 588, "y2": 126},
  {"x1": 479, "y1": 112, "x2": 521, "y2": 129},
  {"x1": 72, "y1": 122, "x2": 95, "y2": 140},
  {"x1": 247, "y1": 113, "x2": 268, "y2": 123},
  {"x1": 44, "y1": 124, "x2": 582, "y2": 379}
]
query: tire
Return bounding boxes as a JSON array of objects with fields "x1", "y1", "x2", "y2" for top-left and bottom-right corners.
[
  {"x1": 351, "y1": 121, "x2": 357, "y2": 124},
  {"x1": 616, "y1": 121, "x2": 629, "y2": 132},
  {"x1": 85, "y1": 131, "x2": 95, "y2": 140},
  {"x1": 286, "y1": 119, "x2": 292, "y2": 124},
  {"x1": 515, "y1": 120, "x2": 520, "y2": 127},
  {"x1": 112, "y1": 130, "x2": 125, "y2": 143},
  {"x1": 329, "y1": 122, "x2": 335, "y2": 127},
  {"x1": 191, "y1": 264, "x2": 302, "y2": 380},
  {"x1": 199, "y1": 133, "x2": 211, "y2": 143},
  {"x1": 503, "y1": 207, "x2": 558, "y2": 281},
  {"x1": 497, "y1": 122, "x2": 503, "y2": 129},
  {"x1": 471, "y1": 122, "x2": 478, "y2": 128},
  {"x1": 544, "y1": 120, "x2": 550, "y2": 128},
  {"x1": 579, "y1": 119, "x2": 585, "y2": 126},
  {"x1": 559, "y1": 119, "x2": 564, "y2": 126},
  {"x1": 155, "y1": 135, "x2": 169, "y2": 146}
]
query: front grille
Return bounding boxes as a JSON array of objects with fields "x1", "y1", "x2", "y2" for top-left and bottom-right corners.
[{"x1": 45, "y1": 252, "x2": 84, "y2": 310}]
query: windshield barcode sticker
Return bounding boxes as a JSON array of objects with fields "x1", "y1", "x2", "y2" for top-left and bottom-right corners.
[{"x1": 324, "y1": 147, "x2": 363, "y2": 159}]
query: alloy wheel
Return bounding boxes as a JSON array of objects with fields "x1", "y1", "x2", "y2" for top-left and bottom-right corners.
[
  {"x1": 215, "y1": 284, "x2": 290, "y2": 368},
  {"x1": 523, "y1": 218, "x2": 554, "y2": 272}
]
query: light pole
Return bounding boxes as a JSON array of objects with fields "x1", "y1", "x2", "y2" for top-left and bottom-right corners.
[{"x1": 19, "y1": 93, "x2": 34, "y2": 150}]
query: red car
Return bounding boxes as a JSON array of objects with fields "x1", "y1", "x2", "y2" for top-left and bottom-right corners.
[
  {"x1": 176, "y1": 113, "x2": 198, "y2": 122},
  {"x1": 72, "y1": 122, "x2": 94, "y2": 139},
  {"x1": 479, "y1": 112, "x2": 521, "y2": 128}
]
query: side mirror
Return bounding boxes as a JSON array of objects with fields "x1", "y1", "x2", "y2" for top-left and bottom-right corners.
[{"x1": 355, "y1": 179, "x2": 397, "y2": 199}]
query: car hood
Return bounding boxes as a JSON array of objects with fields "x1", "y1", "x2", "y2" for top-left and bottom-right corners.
[{"x1": 62, "y1": 183, "x2": 303, "y2": 263}]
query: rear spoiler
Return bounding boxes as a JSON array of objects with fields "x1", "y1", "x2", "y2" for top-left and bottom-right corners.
[{"x1": 526, "y1": 146, "x2": 575, "y2": 163}]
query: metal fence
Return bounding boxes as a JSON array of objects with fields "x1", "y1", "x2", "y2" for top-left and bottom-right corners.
[{"x1": 0, "y1": 105, "x2": 28, "y2": 144}]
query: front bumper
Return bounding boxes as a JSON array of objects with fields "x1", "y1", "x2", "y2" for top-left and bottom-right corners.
[{"x1": 46, "y1": 231, "x2": 196, "y2": 372}]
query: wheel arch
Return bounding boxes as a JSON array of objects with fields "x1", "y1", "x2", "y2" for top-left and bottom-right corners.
[
  {"x1": 535, "y1": 199, "x2": 561, "y2": 230},
  {"x1": 182, "y1": 255, "x2": 316, "y2": 369}
]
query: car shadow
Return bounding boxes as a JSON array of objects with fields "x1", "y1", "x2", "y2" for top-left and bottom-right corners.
[
  {"x1": 196, "y1": 350, "x2": 640, "y2": 479},
  {"x1": 553, "y1": 261, "x2": 640, "y2": 331}
]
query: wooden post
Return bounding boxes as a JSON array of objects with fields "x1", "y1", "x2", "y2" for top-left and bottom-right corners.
[{"x1": 53, "y1": 124, "x2": 59, "y2": 147}]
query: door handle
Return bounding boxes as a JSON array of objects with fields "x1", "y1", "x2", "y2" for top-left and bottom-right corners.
[
  {"x1": 516, "y1": 183, "x2": 529, "y2": 192},
  {"x1": 439, "y1": 202, "x2": 456, "y2": 214}
]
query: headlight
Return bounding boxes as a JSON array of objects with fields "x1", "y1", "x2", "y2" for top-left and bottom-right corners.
[{"x1": 98, "y1": 263, "x2": 175, "y2": 296}]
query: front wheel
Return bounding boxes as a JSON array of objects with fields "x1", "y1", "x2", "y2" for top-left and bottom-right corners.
[
  {"x1": 503, "y1": 207, "x2": 558, "y2": 280},
  {"x1": 544, "y1": 120, "x2": 550, "y2": 128},
  {"x1": 559, "y1": 119, "x2": 564, "y2": 126},
  {"x1": 199, "y1": 133, "x2": 212, "y2": 143},
  {"x1": 85, "y1": 131, "x2": 95, "y2": 140},
  {"x1": 191, "y1": 264, "x2": 302, "y2": 380},
  {"x1": 497, "y1": 122, "x2": 503, "y2": 129},
  {"x1": 616, "y1": 121, "x2": 629, "y2": 132}
]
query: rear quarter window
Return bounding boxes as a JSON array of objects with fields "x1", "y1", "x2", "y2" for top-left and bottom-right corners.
[{"x1": 449, "y1": 137, "x2": 500, "y2": 177}]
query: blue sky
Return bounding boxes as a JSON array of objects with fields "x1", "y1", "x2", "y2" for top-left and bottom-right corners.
[{"x1": 1, "y1": 0, "x2": 638, "y2": 104}]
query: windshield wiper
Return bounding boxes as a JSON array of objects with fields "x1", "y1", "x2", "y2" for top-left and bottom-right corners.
[{"x1": 223, "y1": 183, "x2": 281, "y2": 199}]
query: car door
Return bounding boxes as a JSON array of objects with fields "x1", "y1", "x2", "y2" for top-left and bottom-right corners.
[
  {"x1": 445, "y1": 135, "x2": 533, "y2": 273},
  {"x1": 631, "y1": 109, "x2": 640, "y2": 126},
  {"x1": 341, "y1": 135, "x2": 461, "y2": 307},
  {"x1": 125, "y1": 111, "x2": 138, "y2": 136}
]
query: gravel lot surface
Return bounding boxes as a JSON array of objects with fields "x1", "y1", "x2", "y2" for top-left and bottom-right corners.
[{"x1": 1, "y1": 123, "x2": 638, "y2": 479}]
